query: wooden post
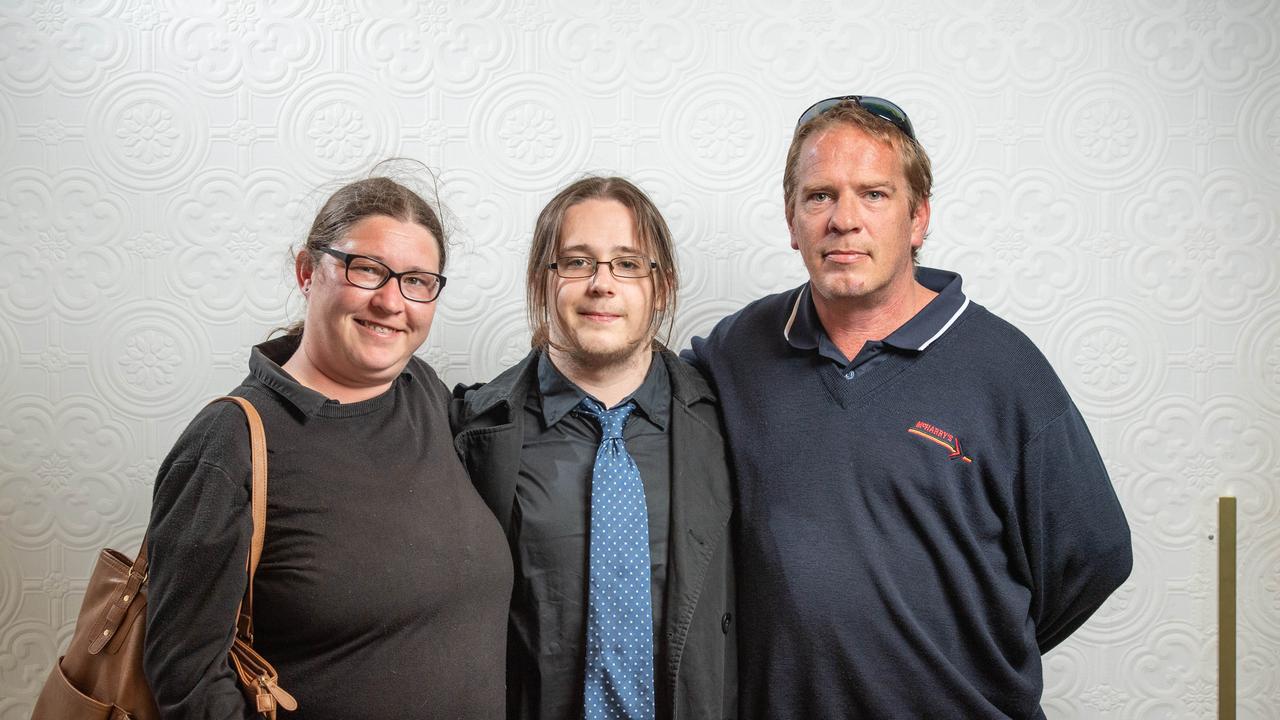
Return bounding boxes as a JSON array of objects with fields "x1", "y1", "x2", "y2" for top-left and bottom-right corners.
[{"x1": 1219, "y1": 496, "x2": 1236, "y2": 720}]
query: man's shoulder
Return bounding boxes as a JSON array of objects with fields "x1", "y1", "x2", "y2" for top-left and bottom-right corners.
[
  {"x1": 721, "y1": 285, "x2": 803, "y2": 332},
  {"x1": 947, "y1": 303, "x2": 1056, "y2": 372},
  {"x1": 691, "y1": 285, "x2": 804, "y2": 357},
  {"x1": 936, "y1": 302, "x2": 1074, "y2": 415}
]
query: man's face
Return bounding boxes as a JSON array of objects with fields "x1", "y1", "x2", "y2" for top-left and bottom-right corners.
[
  {"x1": 787, "y1": 123, "x2": 930, "y2": 310},
  {"x1": 548, "y1": 198, "x2": 656, "y2": 368}
]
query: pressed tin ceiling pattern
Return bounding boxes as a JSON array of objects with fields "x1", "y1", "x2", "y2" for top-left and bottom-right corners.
[{"x1": 1, "y1": 0, "x2": 1279, "y2": 716}]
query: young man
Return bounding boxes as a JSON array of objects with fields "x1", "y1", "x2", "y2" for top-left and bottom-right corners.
[
  {"x1": 688, "y1": 97, "x2": 1132, "y2": 718},
  {"x1": 453, "y1": 177, "x2": 735, "y2": 720}
]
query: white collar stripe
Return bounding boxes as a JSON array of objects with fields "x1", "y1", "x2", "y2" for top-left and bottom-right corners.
[
  {"x1": 782, "y1": 286, "x2": 806, "y2": 342},
  {"x1": 917, "y1": 296, "x2": 969, "y2": 351}
]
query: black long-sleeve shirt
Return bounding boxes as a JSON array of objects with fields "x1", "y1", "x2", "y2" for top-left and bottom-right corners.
[{"x1": 144, "y1": 336, "x2": 512, "y2": 719}]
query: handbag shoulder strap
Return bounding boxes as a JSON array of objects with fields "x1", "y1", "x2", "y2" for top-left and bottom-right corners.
[
  {"x1": 99, "y1": 395, "x2": 268, "y2": 655},
  {"x1": 127, "y1": 396, "x2": 268, "y2": 575},
  {"x1": 208, "y1": 396, "x2": 269, "y2": 638}
]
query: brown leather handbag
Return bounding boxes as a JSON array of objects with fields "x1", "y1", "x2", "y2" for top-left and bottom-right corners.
[{"x1": 31, "y1": 396, "x2": 298, "y2": 720}]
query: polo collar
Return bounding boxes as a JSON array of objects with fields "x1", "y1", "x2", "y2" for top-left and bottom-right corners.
[
  {"x1": 783, "y1": 266, "x2": 969, "y2": 353},
  {"x1": 250, "y1": 334, "x2": 415, "y2": 417}
]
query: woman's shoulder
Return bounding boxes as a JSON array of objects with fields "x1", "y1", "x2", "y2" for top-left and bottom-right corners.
[
  {"x1": 402, "y1": 355, "x2": 450, "y2": 403},
  {"x1": 159, "y1": 391, "x2": 266, "y2": 486}
]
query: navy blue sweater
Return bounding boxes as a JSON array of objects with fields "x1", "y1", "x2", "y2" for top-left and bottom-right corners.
[{"x1": 690, "y1": 280, "x2": 1132, "y2": 719}]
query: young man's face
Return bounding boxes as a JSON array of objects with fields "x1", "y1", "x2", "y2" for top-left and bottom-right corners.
[
  {"x1": 787, "y1": 123, "x2": 930, "y2": 311},
  {"x1": 547, "y1": 198, "x2": 656, "y2": 369}
]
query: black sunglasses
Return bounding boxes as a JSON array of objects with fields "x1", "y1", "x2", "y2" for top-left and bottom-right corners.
[{"x1": 796, "y1": 95, "x2": 917, "y2": 142}]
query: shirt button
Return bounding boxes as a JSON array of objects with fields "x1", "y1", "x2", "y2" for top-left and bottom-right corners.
[
  {"x1": 721, "y1": 612, "x2": 732, "y2": 633},
  {"x1": 844, "y1": 370, "x2": 856, "y2": 380}
]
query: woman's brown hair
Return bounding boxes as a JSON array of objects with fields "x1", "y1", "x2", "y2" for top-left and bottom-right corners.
[{"x1": 284, "y1": 174, "x2": 446, "y2": 336}]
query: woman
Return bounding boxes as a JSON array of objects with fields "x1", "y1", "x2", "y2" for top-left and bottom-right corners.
[{"x1": 143, "y1": 176, "x2": 512, "y2": 719}]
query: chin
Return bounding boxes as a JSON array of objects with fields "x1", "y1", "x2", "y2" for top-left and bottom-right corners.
[
  {"x1": 353, "y1": 352, "x2": 410, "y2": 377},
  {"x1": 561, "y1": 334, "x2": 651, "y2": 368},
  {"x1": 811, "y1": 283, "x2": 863, "y2": 303}
]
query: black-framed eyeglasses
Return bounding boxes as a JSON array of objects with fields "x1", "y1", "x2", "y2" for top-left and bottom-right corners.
[
  {"x1": 548, "y1": 256, "x2": 657, "y2": 279},
  {"x1": 796, "y1": 95, "x2": 917, "y2": 142},
  {"x1": 319, "y1": 247, "x2": 447, "y2": 303}
]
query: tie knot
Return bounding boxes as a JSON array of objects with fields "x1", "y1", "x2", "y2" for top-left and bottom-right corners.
[{"x1": 578, "y1": 398, "x2": 636, "y2": 440}]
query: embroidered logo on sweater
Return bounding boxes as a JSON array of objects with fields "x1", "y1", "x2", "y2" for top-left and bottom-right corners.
[{"x1": 907, "y1": 421, "x2": 972, "y2": 463}]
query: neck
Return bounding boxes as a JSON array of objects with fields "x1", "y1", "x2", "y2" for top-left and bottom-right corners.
[
  {"x1": 281, "y1": 342, "x2": 393, "y2": 404},
  {"x1": 814, "y1": 278, "x2": 937, "y2": 361},
  {"x1": 547, "y1": 345, "x2": 655, "y2": 408}
]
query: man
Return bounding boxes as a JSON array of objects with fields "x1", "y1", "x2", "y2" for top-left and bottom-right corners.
[
  {"x1": 688, "y1": 97, "x2": 1132, "y2": 718},
  {"x1": 453, "y1": 176, "x2": 735, "y2": 720}
]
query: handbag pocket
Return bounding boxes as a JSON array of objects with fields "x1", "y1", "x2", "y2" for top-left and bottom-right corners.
[
  {"x1": 31, "y1": 657, "x2": 115, "y2": 720},
  {"x1": 229, "y1": 635, "x2": 297, "y2": 719}
]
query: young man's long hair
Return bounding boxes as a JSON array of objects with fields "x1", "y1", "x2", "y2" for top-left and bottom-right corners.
[{"x1": 526, "y1": 176, "x2": 679, "y2": 351}]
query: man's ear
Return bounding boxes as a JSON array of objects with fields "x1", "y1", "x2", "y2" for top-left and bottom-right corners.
[
  {"x1": 786, "y1": 203, "x2": 800, "y2": 250},
  {"x1": 910, "y1": 197, "x2": 931, "y2": 251}
]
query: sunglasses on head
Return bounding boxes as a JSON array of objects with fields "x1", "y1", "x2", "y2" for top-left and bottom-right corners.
[{"x1": 796, "y1": 95, "x2": 917, "y2": 142}]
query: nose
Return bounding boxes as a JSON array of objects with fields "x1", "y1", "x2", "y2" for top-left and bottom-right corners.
[
  {"x1": 586, "y1": 263, "x2": 617, "y2": 294},
  {"x1": 369, "y1": 277, "x2": 407, "y2": 312},
  {"x1": 829, "y1": 195, "x2": 861, "y2": 235}
]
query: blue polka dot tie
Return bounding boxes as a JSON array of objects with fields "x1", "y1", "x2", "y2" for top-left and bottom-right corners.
[{"x1": 578, "y1": 397, "x2": 655, "y2": 720}]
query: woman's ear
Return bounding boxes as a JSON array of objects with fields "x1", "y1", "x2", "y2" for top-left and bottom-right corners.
[{"x1": 295, "y1": 251, "x2": 314, "y2": 294}]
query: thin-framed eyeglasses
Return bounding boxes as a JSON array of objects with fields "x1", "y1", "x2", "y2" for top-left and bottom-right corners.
[
  {"x1": 318, "y1": 247, "x2": 447, "y2": 303},
  {"x1": 796, "y1": 95, "x2": 917, "y2": 142},
  {"x1": 548, "y1": 256, "x2": 657, "y2": 279}
]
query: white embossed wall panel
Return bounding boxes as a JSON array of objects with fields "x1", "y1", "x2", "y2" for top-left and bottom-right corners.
[{"x1": 1, "y1": 0, "x2": 1278, "y2": 716}]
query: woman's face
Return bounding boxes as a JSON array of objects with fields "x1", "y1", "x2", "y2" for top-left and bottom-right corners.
[{"x1": 296, "y1": 214, "x2": 441, "y2": 393}]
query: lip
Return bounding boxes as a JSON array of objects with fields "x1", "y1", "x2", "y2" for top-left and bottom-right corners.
[
  {"x1": 354, "y1": 318, "x2": 404, "y2": 336},
  {"x1": 822, "y1": 249, "x2": 869, "y2": 265},
  {"x1": 578, "y1": 311, "x2": 622, "y2": 323}
]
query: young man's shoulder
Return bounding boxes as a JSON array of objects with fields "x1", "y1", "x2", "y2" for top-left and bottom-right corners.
[
  {"x1": 450, "y1": 351, "x2": 540, "y2": 428},
  {"x1": 657, "y1": 347, "x2": 720, "y2": 413}
]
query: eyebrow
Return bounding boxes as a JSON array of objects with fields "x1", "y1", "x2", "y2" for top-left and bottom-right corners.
[
  {"x1": 558, "y1": 243, "x2": 645, "y2": 256},
  {"x1": 341, "y1": 248, "x2": 434, "y2": 273},
  {"x1": 801, "y1": 178, "x2": 898, "y2": 194}
]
